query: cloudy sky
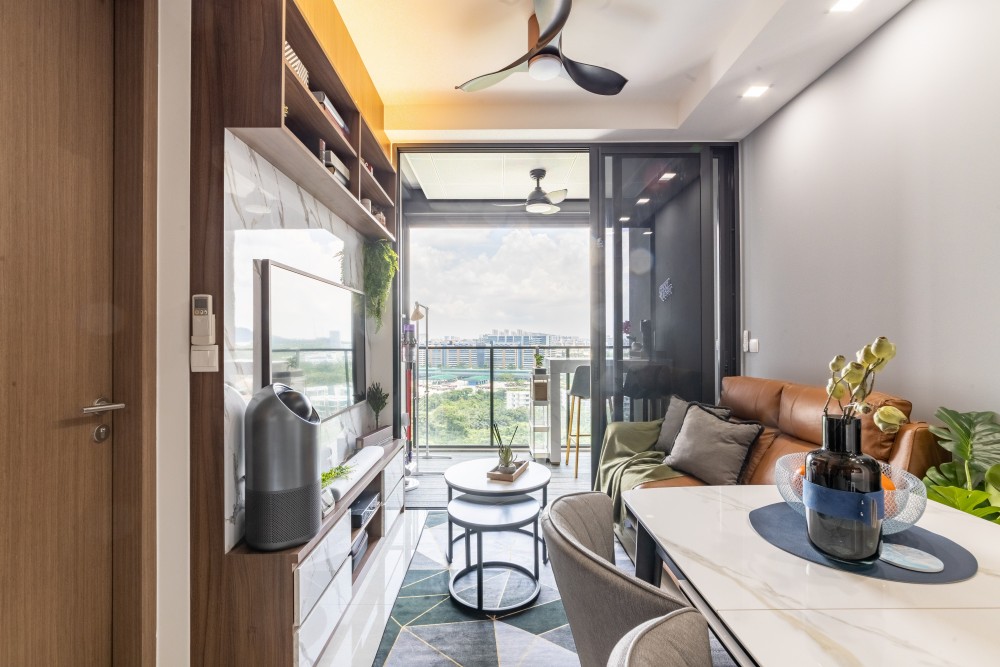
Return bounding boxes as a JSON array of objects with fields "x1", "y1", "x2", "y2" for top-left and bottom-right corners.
[{"x1": 408, "y1": 227, "x2": 591, "y2": 340}]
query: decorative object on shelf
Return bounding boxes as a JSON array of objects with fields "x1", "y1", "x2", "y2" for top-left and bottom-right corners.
[
  {"x1": 373, "y1": 209, "x2": 387, "y2": 226},
  {"x1": 776, "y1": 452, "x2": 927, "y2": 534},
  {"x1": 321, "y1": 463, "x2": 353, "y2": 489},
  {"x1": 362, "y1": 239, "x2": 398, "y2": 331},
  {"x1": 283, "y1": 41, "x2": 309, "y2": 87},
  {"x1": 923, "y1": 407, "x2": 1000, "y2": 524},
  {"x1": 366, "y1": 381, "x2": 389, "y2": 428},
  {"x1": 310, "y1": 91, "x2": 349, "y2": 134},
  {"x1": 492, "y1": 423, "x2": 520, "y2": 474},
  {"x1": 805, "y1": 336, "x2": 902, "y2": 563},
  {"x1": 361, "y1": 158, "x2": 374, "y2": 175},
  {"x1": 360, "y1": 197, "x2": 372, "y2": 213},
  {"x1": 356, "y1": 425, "x2": 392, "y2": 450}
]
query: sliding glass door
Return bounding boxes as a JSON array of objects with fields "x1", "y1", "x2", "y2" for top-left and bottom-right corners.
[{"x1": 589, "y1": 146, "x2": 739, "y2": 479}]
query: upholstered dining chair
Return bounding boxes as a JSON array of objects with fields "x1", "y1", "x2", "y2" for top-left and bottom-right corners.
[
  {"x1": 540, "y1": 492, "x2": 712, "y2": 667},
  {"x1": 607, "y1": 610, "x2": 712, "y2": 667}
]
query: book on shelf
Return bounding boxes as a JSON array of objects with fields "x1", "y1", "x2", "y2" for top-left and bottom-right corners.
[
  {"x1": 311, "y1": 91, "x2": 349, "y2": 134},
  {"x1": 321, "y1": 150, "x2": 349, "y2": 180},
  {"x1": 329, "y1": 168, "x2": 349, "y2": 189}
]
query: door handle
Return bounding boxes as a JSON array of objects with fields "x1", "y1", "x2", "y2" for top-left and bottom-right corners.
[{"x1": 82, "y1": 398, "x2": 126, "y2": 415}]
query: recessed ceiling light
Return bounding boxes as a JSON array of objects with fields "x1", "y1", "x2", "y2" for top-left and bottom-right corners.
[
  {"x1": 636, "y1": 197, "x2": 650, "y2": 205},
  {"x1": 642, "y1": 230, "x2": 653, "y2": 235},
  {"x1": 619, "y1": 216, "x2": 630, "y2": 222},
  {"x1": 830, "y1": 0, "x2": 863, "y2": 12},
  {"x1": 659, "y1": 172, "x2": 677, "y2": 181},
  {"x1": 742, "y1": 85, "x2": 769, "y2": 98}
]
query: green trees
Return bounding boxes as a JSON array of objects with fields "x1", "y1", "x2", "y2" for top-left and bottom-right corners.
[{"x1": 425, "y1": 388, "x2": 529, "y2": 446}]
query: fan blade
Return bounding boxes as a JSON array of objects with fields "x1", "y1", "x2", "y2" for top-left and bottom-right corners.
[
  {"x1": 457, "y1": 60, "x2": 530, "y2": 92},
  {"x1": 558, "y1": 38, "x2": 627, "y2": 95},
  {"x1": 546, "y1": 189, "x2": 568, "y2": 204},
  {"x1": 492, "y1": 202, "x2": 527, "y2": 207},
  {"x1": 533, "y1": 0, "x2": 572, "y2": 49}
]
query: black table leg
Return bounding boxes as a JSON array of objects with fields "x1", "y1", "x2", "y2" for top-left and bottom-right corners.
[
  {"x1": 635, "y1": 519, "x2": 662, "y2": 588},
  {"x1": 476, "y1": 531, "x2": 484, "y2": 611}
]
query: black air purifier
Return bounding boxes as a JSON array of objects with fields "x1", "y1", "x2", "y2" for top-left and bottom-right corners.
[{"x1": 244, "y1": 383, "x2": 322, "y2": 551}]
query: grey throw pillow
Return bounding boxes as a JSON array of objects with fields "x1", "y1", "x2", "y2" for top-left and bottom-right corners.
[
  {"x1": 654, "y1": 396, "x2": 731, "y2": 454},
  {"x1": 664, "y1": 404, "x2": 763, "y2": 485}
]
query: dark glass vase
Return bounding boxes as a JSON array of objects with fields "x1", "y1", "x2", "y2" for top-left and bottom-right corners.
[{"x1": 805, "y1": 416, "x2": 883, "y2": 564}]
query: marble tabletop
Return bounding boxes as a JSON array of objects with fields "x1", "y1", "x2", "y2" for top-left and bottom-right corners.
[{"x1": 622, "y1": 485, "x2": 1000, "y2": 665}]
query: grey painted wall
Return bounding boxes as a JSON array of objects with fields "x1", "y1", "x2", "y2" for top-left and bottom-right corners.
[{"x1": 741, "y1": 0, "x2": 1000, "y2": 420}]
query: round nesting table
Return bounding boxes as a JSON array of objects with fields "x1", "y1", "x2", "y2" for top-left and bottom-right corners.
[
  {"x1": 443, "y1": 458, "x2": 552, "y2": 564},
  {"x1": 447, "y1": 493, "x2": 541, "y2": 613}
]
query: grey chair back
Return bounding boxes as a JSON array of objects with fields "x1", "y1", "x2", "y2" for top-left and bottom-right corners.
[
  {"x1": 569, "y1": 365, "x2": 591, "y2": 399},
  {"x1": 541, "y1": 492, "x2": 707, "y2": 667},
  {"x1": 607, "y1": 609, "x2": 712, "y2": 667}
]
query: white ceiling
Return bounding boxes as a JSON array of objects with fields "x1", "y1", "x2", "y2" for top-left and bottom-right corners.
[
  {"x1": 401, "y1": 152, "x2": 590, "y2": 200},
  {"x1": 333, "y1": 0, "x2": 913, "y2": 142}
]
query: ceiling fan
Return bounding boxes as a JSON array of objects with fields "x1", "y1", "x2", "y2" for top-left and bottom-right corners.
[
  {"x1": 495, "y1": 168, "x2": 567, "y2": 215},
  {"x1": 457, "y1": 0, "x2": 627, "y2": 96}
]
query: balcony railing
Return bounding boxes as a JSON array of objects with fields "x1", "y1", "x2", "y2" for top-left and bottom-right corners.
[{"x1": 409, "y1": 344, "x2": 599, "y2": 452}]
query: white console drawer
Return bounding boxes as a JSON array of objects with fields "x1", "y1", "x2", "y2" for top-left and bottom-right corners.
[
  {"x1": 295, "y1": 513, "x2": 350, "y2": 626},
  {"x1": 295, "y1": 560, "x2": 352, "y2": 667},
  {"x1": 383, "y1": 447, "x2": 405, "y2": 498},
  {"x1": 383, "y1": 477, "x2": 405, "y2": 534}
]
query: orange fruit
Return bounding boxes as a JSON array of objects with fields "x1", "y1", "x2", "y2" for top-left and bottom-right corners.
[
  {"x1": 796, "y1": 465, "x2": 806, "y2": 477},
  {"x1": 881, "y1": 473, "x2": 895, "y2": 491}
]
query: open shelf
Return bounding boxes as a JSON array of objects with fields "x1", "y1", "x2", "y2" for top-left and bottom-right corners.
[
  {"x1": 230, "y1": 126, "x2": 395, "y2": 242},
  {"x1": 351, "y1": 535, "x2": 383, "y2": 585},
  {"x1": 283, "y1": 63, "x2": 355, "y2": 161},
  {"x1": 358, "y1": 165, "x2": 394, "y2": 209},
  {"x1": 350, "y1": 502, "x2": 381, "y2": 543},
  {"x1": 285, "y1": 0, "x2": 357, "y2": 118},
  {"x1": 359, "y1": 117, "x2": 393, "y2": 174}
]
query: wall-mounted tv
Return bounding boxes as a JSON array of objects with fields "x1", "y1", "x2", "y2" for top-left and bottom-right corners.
[{"x1": 254, "y1": 259, "x2": 366, "y2": 420}]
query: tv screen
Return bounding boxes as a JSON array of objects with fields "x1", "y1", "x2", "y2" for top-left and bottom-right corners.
[{"x1": 254, "y1": 259, "x2": 366, "y2": 420}]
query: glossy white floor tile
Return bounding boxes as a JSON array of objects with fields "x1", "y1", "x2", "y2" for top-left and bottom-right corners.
[{"x1": 316, "y1": 509, "x2": 427, "y2": 667}]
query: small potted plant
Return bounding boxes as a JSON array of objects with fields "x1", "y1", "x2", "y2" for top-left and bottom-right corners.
[
  {"x1": 533, "y1": 348, "x2": 545, "y2": 374},
  {"x1": 366, "y1": 381, "x2": 388, "y2": 428},
  {"x1": 492, "y1": 423, "x2": 520, "y2": 474}
]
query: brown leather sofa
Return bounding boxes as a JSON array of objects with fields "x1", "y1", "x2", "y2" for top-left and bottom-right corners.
[{"x1": 637, "y1": 376, "x2": 948, "y2": 489}]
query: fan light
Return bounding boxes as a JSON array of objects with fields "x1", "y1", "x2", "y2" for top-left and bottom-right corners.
[{"x1": 528, "y1": 54, "x2": 562, "y2": 81}]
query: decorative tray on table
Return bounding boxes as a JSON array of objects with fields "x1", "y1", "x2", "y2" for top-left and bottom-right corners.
[{"x1": 487, "y1": 460, "x2": 528, "y2": 482}]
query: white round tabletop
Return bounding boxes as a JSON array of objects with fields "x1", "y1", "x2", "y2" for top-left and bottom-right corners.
[{"x1": 444, "y1": 458, "x2": 551, "y2": 497}]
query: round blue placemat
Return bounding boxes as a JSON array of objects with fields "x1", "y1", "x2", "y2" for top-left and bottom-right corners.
[{"x1": 749, "y1": 502, "x2": 978, "y2": 584}]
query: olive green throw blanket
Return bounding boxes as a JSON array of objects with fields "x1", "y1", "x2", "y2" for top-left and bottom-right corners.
[{"x1": 594, "y1": 420, "x2": 685, "y2": 557}]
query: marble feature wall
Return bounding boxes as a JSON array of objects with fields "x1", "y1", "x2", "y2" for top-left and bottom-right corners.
[{"x1": 222, "y1": 131, "x2": 385, "y2": 551}]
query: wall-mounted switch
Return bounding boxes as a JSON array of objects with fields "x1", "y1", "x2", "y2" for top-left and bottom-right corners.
[
  {"x1": 742, "y1": 330, "x2": 750, "y2": 353},
  {"x1": 191, "y1": 345, "x2": 219, "y2": 372},
  {"x1": 748, "y1": 338, "x2": 760, "y2": 353}
]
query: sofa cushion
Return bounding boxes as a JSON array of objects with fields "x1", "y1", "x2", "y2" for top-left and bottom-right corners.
[
  {"x1": 776, "y1": 383, "x2": 829, "y2": 445},
  {"x1": 738, "y1": 426, "x2": 780, "y2": 484},
  {"x1": 664, "y1": 405, "x2": 764, "y2": 485},
  {"x1": 859, "y1": 391, "x2": 913, "y2": 461},
  {"x1": 654, "y1": 396, "x2": 731, "y2": 454},
  {"x1": 745, "y1": 433, "x2": 816, "y2": 484},
  {"x1": 720, "y1": 376, "x2": 783, "y2": 427}
]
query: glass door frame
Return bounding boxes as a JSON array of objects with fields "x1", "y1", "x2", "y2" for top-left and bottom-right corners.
[
  {"x1": 391, "y1": 142, "x2": 741, "y2": 482},
  {"x1": 589, "y1": 143, "x2": 741, "y2": 481}
]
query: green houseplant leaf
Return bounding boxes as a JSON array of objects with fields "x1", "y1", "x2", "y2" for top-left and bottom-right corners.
[
  {"x1": 923, "y1": 461, "x2": 970, "y2": 490},
  {"x1": 928, "y1": 407, "x2": 1000, "y2": 488},
  {"x1": 363, "y1": 239, "x2": 398, "y2": 332},
  {"x1": 927, "y1": 486, "x2": 1000, "y2": 521},
  {"x1": 986, "y1": 464, "x2": 1000, "y2": 508}
]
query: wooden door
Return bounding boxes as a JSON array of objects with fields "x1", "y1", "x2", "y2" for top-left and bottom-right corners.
[{"x1": 0, "y1": 0, "x2": 115, "y2": 664}]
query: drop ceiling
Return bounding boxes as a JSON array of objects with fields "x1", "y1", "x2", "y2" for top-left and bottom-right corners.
[
  {"x1": 333, "y1": 0, "x2": 913, "y2": 142},
  {"x1": 401, "y1": 152, "x2": 589, "y2": 200}
]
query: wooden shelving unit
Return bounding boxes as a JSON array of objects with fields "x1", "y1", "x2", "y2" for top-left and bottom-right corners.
[{"x1": 229, "y1": 0, "x2": 397, "y2": 242}]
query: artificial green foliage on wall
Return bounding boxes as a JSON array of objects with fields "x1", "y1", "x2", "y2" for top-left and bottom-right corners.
[{"x1": 363, "y1": 239, "x2": 398, "y2": 331}]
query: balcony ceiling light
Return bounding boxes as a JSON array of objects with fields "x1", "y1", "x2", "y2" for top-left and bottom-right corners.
[
  {"x1": 636, "y1": 197, "x2": 650, "y2": 205},
  {"x1": 830, "y1": 0, "x2": 863, "y2": 12},
  {"x1": 659, "y1": 172, "x2": 677, "y2": 181}
]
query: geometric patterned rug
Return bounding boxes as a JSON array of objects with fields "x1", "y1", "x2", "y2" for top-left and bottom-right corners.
[{"x1": 373, "y1": 511, "x2": 635, "y2": 666}]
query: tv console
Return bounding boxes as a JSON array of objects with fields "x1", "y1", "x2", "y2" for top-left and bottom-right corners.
[{"x1": 221, "y1": 440, "x2": 405, "y2": 666}]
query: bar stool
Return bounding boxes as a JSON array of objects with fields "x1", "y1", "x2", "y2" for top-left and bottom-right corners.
[{"x1": 565, "y1": 366, "x2": 591, "y2": 478}]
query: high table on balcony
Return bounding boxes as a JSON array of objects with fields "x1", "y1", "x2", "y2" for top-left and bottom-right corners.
[
  {"x1": 546, "y1": 358, "x2": 648, "y2": 465},
  {"x1": 622, "y1": 485, "x2": 1000, "y2": 666}
]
